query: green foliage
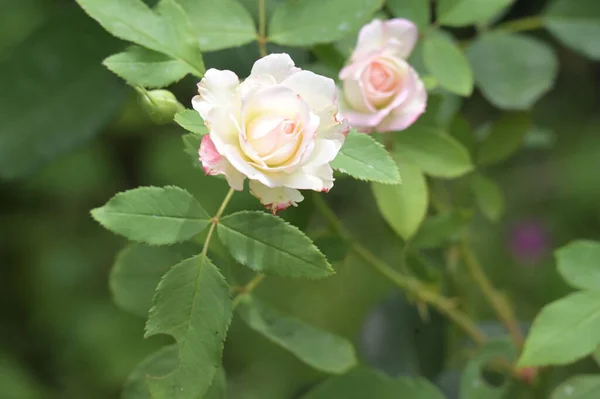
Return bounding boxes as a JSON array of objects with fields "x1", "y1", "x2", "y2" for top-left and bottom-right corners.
[
  {"x1": 372, "y1": 161, "x2": 429, "y2": 240},
  {"x1": 0, "y1": 6, "x2": 124, "y2": 179},
  {"x1": 436, "y1": 0, "x2": 512, "y2": 27},
  {"x1": 182, "y1": 134, "x2": 204, "y2": 169},
  {"x1": 387, "y1": 0, "x2": 430, "y2": 30},
  {"x1": 556, "y1": 240, "x2": 600, "y2": 291},
  {"x1": 477, "y1": 112, "x2": 531, "y2": 166},
  {"x1": 103, "y1": 46, "x2": 194, "y2": 88},
  {"x1": 331, "y1": 130, "x2": 401, "y2": 184},
  {"x1": 217, "y1": 211, "x2": 334, "y2": 278},
  {"x1": 145, "y1": 254, "x2": 232, "y2": 399},
  {"x1": 175, "y1": 0, "x2": 256, "y2": 51},
  {"x1": 460, "y1": 339, "x2": 516, "y2": 398},
  {"x1": 470, "y1": 173, "x2": 505, "y2": 222},
  {"x1": 268, "y1": 0, "x2": 384, "y2": 46},
  {"x1": 137, "y1": 88, "x2": 185, "y2": 124},
  {"x1": 423, "y1": 30, "x2": 473, "y2": 96},
  {"x1": 412, "y1": 210, "x2": 473, "y2": 249},
  {"x1": 467, "y1": 32, "x2": 558, "y2": 110},
  {"x1": 175, "y1": 109, "x2": 208, "y2": 135},
  {"x1": 91, "y1": 186, "x2": 211, "y2": 245},
  {"x1": 551, "y1": 375, "x2": 600, "y2": 399},
  {"x1": 110, "y1": 243, "x2": 200, "y2": 318},
  {"x1": 75, "y1": 0, "x2": 204, "y2": 76},
  {"x1": 545, "y1": 0, "x2": 600, "y2": 60},
  {"x1": 518, "y1": 291, "x2": 600, "y2": 367},
  {"x1": 393, "y1": 126, "x2": 474, "y2": 179},
  {"x1": 236, "y1": 295, "x2": 357, "y2": 373}
]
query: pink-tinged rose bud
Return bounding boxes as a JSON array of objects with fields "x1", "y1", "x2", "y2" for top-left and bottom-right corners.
[
  {"x1": 193, "y1": 54, "x2": 349, "y2": 213},
  {"x1": 338, "y1": 19, "x2": 427, "y2": 133}
]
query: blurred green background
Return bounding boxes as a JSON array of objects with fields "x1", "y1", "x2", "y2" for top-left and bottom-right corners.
[{"x1": 0, "y1": 0, "x2": 599, "y2": 398}]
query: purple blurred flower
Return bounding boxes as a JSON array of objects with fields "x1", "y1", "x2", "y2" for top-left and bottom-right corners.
[{"x1": 509, "y1": 221, "x2": 550, "y2": 264}]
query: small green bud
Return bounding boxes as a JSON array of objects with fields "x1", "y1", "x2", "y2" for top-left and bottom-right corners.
[{"x1": 137, "y1": 88, "x2": 184, "y2": 125}]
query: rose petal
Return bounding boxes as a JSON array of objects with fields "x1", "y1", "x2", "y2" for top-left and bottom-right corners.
[
  {"x1": 250, "y1": 53, "x2": 300, "y2": 83},
  {"x1": 192, "y1": 69, "x2": 240, "y2": 121},
  {"x1": 282, "y1": 70, "x2": 337, "y2": 113},
  {"x1": 199, "y1": 135, "x2": 245, "y2": 190},
  {"x1": 249, "y1": 180, "x2": 304, "y2": 214},
  {"x1": 353, "y1": 19, "x2": 418, "y2": 61},
  {"x1": 376, "y1": 67, "x2": 427, "y2": 132}
]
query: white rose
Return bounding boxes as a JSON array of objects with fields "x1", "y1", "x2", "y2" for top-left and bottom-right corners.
[{"x1": 194, "y1": 53, "x2": 349, "y2": 214}]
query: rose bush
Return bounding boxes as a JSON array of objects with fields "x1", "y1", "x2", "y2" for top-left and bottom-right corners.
[{"x1": 194, "y1": 53, "x2": 349, "y2": 213}]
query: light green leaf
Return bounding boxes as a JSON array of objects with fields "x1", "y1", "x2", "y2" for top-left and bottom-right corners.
[
  {"x1": 236, "y1": 295, "x2": 357, "y2": 374},
  {"x1": 175, "y1": 109, "x2": 208, "y2": 135},
  {"x1": 91, "y1": 186, "x2": 211, "y2": 245},
  {"x1": 302, "y1": 368, "x2": 444, "y2": 399},
  {"x1": 387, "y1": 0, "x2": 430, "y2": 29},
  {"x1": 331, "y1": 130, "x2": 401, "y2": 184},
  {"x1": 110, "y1": 243, "x2": 200, "y2": 318},
  {"x1": 217, "y1": 211, "x2": 334, "y2": 278},
  {"x1": 145, "y1": 255, "x2": 232, "y2": 399},
  {"x1": 461, "y1": 339, "x2": 516, "y2": 399},
  {"x1": 518, "y1": 291, "x2": 600, "y2": 367},
  {"x1": 175, "y1": 0, "x2": 256, "y2": 51},
  {"x1": 551, "y1": 375, "x2": 600, "y2": 399},
  {"x1": 372, "y1": 161, "x2": 428, "y2": 240},
  {"x1": 423, "y1": 31, "x2": 473, "y2": 96},
  {"x1": 545, "y1": 0, "x2": 600, "y2": 60},
  {"x1": 467, "y1": 32, "x2": 558, "y2": 110},
  {"x1": 103, "y1": 46, "x2": 193, "y2": 88},
  {"x1": 470, "y1": 174, "x2": 505, "y2": 222},
  {"x1": 269, "y1": 0, "x2": 384, "y2": 46},
  {"x1": 449, "y1": 116, "x2": 476, "y2": 154},
  {"x1": 182, "y1": 134, "x2": 203, "y2": 169},
  {"x1": 477, "y1": 112, "x2": 531, "y2": 165},
  {"x1": 75, "y1": 0, "x2": 204, "y2": 76},
  {"x1": 437, "y1": 0, "x2": 512, "y2": 27},
  {"x1": 0, "y1": 7, "x2": 125, "y2": 179},
  {"x1": 393, "y1": 126, "x2": 474, "y2": 179},
  {"x1": 412, "y1": 210, "x2": 473, "y2": 249},
  {"x1": 556, "y1": 240, "x2": 600, "y2": 291}
]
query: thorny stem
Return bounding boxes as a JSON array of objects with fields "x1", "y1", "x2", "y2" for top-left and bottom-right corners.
[
  {"x1": 460, "y1": 240, "x2": 524, "y2": 349},
  {"x1": 257, "y1": 0, "x2": 268, "y2": 57},
  {"x1": 312, "y1": 193, "x2": 487, "y2": 346}
]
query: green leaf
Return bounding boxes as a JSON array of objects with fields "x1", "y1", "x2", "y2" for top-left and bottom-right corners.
[
  {"x1": 331, "y1": 130, "x2": 401, "y2": 184},
  {"x1": 423, "y1": 31, "x2": 473, "y2": 96},
  {"x1": 0, "y1": 7, "x2": 125, "y2": 179},
  {"x1": 175, "y1": 0, "x2": 256, "y2": 51},
  {"x1": 461, "y1": 339, "x2": 516, "y2": 399},
  {"x1": 437, "y1": 0, "x2": 512, "y2": 27},
  {"x1": 75, "y1": 0, "x2": 204, "y2": 76},
  {"x1": 175, "y1": 109, "x2": 208, "y2": 135},
  {"x1": 470, "y1": 174, "x2": 505, "y2": 222},
  {"x1": 393, "y1": 126, "x2": 474, "y2": 179},
  {"x1": 301, "y1": 368, "x2": 444, "y2": 399},
  {"x1": 387, "y1": 0, "x2": 430, "y2": 29},
  {"x1": 182, "y1": 134, "x2": 203, "y2": 169},
  {"x1": 236, "y1": 295, "x2": 357, "y2": 373},
  {"x1": 518, "y1": 291, "x2": 600, "y2": 367},
  {"x1": 217, "y1": 211, "x2": 334, "y2": 278},
  {"x1": 545, "y1": 0, "x2": 600, "y2": 60},
  {"x1": 110, "y1": 243, "x2": 200, "y2": 318},
  {"x1": 556, "y1": 240, "x2": 600, "y2": 291},
  {"x1": 91, "y1": 186, "x2": 211, "y2": 245},
  {"x1": 145, "y1": 254, "x2": 232, "y2": 399},
  {"x1": 103, "y1": 46, "x2": 193, "y2": 88},
  {"x1": 477, "y1": 112, "x2": 531, "y2": 166},
  {"x1": 412, "y1": 210, "x2": 473, "y2": 249},
  {"x1": 372, "y1": 161, "x2": 428, "y2": 240},
  {"x1": 269, "y1": 0, "x2": 384, "y2": 46},
  {"x1": 449, "y1": 116, "x2": 476, "y2": 155},
  {"x1": 551, "y1": 375, "x2": 600, "y2": 399},
  {"x1": 467, "y1": 32, "x2": 558, "y2": 110}
]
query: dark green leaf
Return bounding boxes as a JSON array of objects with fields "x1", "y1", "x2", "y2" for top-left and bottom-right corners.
[
  {"x1": 145, "y1": 255, "x2": 232, "y2": 399},
  {"x1": 556, "y1": 240, "x2": 600, "y2": 291},
  {"x1": 387, "y1": 0, "x2": 430, "y2": 29},
  {"x1": 103, "y1": 46, "x2": 193, "y2": 88},
  {"x1": 91, "y1": 186, "x2": 211, "y2": 245},
  {"x1": 236, "y1": 295, "x2": 357, "y2": 373},
  {"x1": 331, "y1": 130, "x2": 401, "y2": 184},
  {"x1": 412, "y1": 210, "x2": 473, "y2": 249},
  {"x1": 470, "y1": 174, "x2": 505, "y2": 222},
  {"x1": 477, "y1": 112, "x2": 531, "y2": 166},
  {"x1": 545, "y1": 0, "x2": 600, "y2": 60},
  {"x1": 423, "y1": 30, "x2": 473, "y2": 96},
  {"x1": 217, "y1": 211, "x2": 334, "y2": 278},
  {"x1": 269, "y1": 0, "x2": 384, "y2": 46},
  {"x1": 551, "y1": 375, "x2": 600, "y2": 399},
  {"x1": 182, "y1": 134, "x2": 203, "y2": 169},
  {"x1": 437, "y1": 0, "x2": 512, "y2": 27},
  {"x1": 461, "y1": 339, "x2": 516, "y2": 399},
  {"x1": 110, "y1": 243, "x2": 200, "y2": 317},
  {"x1": 467, "y1": 32, "x2": 558, "y2": 110},
  {"x1": 518, "y1": 291, "x2": 600, "y2": 367}
]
